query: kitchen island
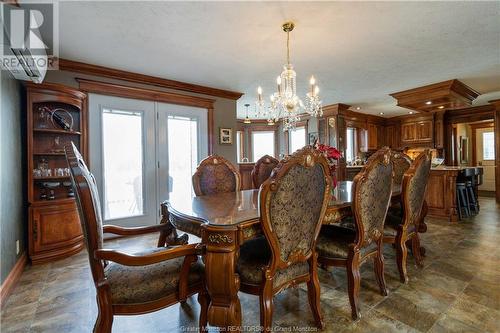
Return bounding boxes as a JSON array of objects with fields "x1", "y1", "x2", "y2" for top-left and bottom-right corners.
[{"x1": 426, "y1": 166, "x2": 482, "y2": 222}]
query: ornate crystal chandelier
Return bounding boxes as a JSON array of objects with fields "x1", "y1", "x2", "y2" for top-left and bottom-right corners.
[{"x1": 256, "y1": 22, "x2": 322, "y2": 130}]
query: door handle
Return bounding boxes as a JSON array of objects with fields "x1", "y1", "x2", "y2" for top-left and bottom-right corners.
[{"x1": 478, "y1": 161, "x2": 482, "y2": 166}]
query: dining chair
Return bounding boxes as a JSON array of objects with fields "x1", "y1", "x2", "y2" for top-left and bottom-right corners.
[
  {"x1": 236, "y1": 146, "x2": 332, "y2": 330},
  {"x1": 65, "y1": 143, "x2": 209, "y2": 333},
  {"x1": 192, "y1": 154, "x2": 241, "y2": 196},
  {"x1": 383, "y1": 150, "x2": 431, "y2": 283},
  {"x1": 316, "y1": 147, "x2": 393, "y2": 320},
  {"x1": 388, "y1": 151, "x2": 412, "y2": 214},
  {"x1": 391, "y1": 151, "x2": 412, "y2": 185},
  {"x1": 251, "y1": 154, "x2": 279, "y2": 188}
]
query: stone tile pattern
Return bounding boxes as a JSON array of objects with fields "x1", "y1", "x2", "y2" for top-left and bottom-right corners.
[{"x1": 2, "y1": 198, "x2": 499, "y2": 333}]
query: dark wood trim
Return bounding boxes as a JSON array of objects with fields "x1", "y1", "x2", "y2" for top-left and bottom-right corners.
[
  {"x1": 470, "y1": 122, "x2": 494, "y2": 166},
  {"x1": 0, "y1": 252, "x2": 27, "y2": 308},
  {"x1": 59, "y1": 58, "x2": 243, "y2": 100},
  {"x1": 489, "y1": 99, "x2": 500, "y2": 203},
  {"x1": 2, "y1": 0, "x2": 20, "y2": 7},
  {"x1": 445, "y1": 105, "x2": 495, "y2": 124},
  {"x1": 77, "y1": 78, "x2": 215, "y2": 155},
  {"x1": 390, "y1": 79, "x2": 480, "y2": 113},
  {"x1": 77, "y1": 78, "x2": 215, "y2": 109}
]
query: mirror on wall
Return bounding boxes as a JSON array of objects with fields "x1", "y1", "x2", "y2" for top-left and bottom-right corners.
[{"x1": 459, "y1": 136, "x2": 469, "y2": 164}]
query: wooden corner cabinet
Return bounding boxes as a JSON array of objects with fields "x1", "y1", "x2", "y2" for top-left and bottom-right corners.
[{"x1": 26, "y1": 82, "x2": 87, "y2": 264}]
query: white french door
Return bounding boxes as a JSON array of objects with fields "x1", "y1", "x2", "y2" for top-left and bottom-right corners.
[{"x1": 89, "y1": 94, "x2": 208, "y2": 227}]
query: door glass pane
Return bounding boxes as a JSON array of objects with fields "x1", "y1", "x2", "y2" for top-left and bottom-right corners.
[
  {"x1": 102, "y1": 109, "x2": 143, "y2": 220},
  {"x1": 252, "y1": 131, "x2": 275, "y2": 161},
  {"x1": 289, "y1": 127, "x2": 306, "y2": 154},
  {"x1": 483, "y1": 132, "x2": 495, "y2": 160},
  {"x1": 168, "y1": 116, "x2": 198, "y2": 198}
]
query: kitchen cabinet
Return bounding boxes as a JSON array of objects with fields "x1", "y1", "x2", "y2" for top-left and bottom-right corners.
[{"x1": 367, "y1": 123, "x2": 378, "y2": 150}]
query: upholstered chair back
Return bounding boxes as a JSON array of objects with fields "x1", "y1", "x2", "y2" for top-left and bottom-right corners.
[
  {"x1": 391, "y1": 151, "x2": 412, "y2": 185},
  {"x1": 260, "y1": 146, "x2": 331, "y2": 269},
  {"x1": 192, "y1": 154, "x2": 241, "y2": 196},
  {"x1": 352, "y1": 148, "x2": 393, "y2": 247},
  {"x1": 252, "y1": 155, "x2": 279, "y2": 189},
  {"x1": 402, "y1": 151, "x2": 431, "y2": 227},
  {"x1": 65, "y1": 143, "x2": 105, "y2": 284}
]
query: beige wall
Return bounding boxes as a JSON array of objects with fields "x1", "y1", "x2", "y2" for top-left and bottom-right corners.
[{"x1": 44, "y1": 70, "x2": 238, "y2": 164}]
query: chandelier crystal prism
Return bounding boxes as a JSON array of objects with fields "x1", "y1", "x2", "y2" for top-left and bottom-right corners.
[{"x1": 256, "y1": 22, "x2": 323, "y2": 131}]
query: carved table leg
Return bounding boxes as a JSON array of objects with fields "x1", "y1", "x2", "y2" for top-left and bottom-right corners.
[
  {"x1": 157, "y1": 202, "x2": 189, "y2": 247},
  {"x1": 416, "y1": 200, "x2": 428, "y2": 257},
  {"x1": 202, "y1": 224, "x2": 242, "y2": 329}
]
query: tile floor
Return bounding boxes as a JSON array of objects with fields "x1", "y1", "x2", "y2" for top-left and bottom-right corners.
[{"x1": 1, "y1": 197, "x2": 499, "y2": 332}]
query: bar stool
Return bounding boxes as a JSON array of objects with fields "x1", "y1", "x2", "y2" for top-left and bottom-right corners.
[
  {"x1": 456, "y1": 180, "x2": 470, "y2": 219},
  {"x1": 463, "y1": 168, "x2": 479, "y2": 215}
]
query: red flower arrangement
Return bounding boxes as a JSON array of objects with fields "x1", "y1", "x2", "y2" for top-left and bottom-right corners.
[{"x1": 315, "y1": 143, "x2": 342, "y2": 188}]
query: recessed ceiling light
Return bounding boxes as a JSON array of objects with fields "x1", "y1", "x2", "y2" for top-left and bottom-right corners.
[
  {"x1": 425, "y1": 101, "x2": 432, "y2": 105},
  {"x1": 438, "y1": 106, "x2": 445, "y2": 109},
  {"x1": 409, "y1": 111, "x2": 414, "y2": 114},
  {"x1": 379, "y1": 112, "x2": 384, "y2": 115},
  {"x1": 356, "y1": 107, "x2": 361, "y2": 110}
]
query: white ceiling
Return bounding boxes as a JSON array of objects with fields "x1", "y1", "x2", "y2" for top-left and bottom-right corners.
[{"x1": 57, "y1": 1, "x2": 500, "y2": 118}]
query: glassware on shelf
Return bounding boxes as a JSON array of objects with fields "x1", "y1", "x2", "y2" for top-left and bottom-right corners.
[
  {"x1": 37, "y1": 107, "x2": 51, "y2": 129},
  {"x1": 38, "y1": 158, "x2": 49, "y2": 171},
  {"x1": 63, "y1": 181, "x2": 74, "y2": 197},
  {"x1": 33, "y1": 169, "x2": 42, "y2": 178},
  {"x1": 48, "y1": 190, "x2": 55, "y2": 200},
  {"x1": 51, "y1": 136, "x2": 65, "y2": 153}
]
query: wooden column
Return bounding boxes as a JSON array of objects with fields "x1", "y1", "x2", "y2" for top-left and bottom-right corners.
[
  {"x1": 488, "y1": 99, "x2": 500, "y2": 203},
  {"x1": 201, "y1": 224, "x2": 242, "y2": 328}
]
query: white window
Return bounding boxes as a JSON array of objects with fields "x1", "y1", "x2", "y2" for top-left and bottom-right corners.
[
  {"x1": 252, "y1": 131, "x2": 275, "y2": 161},
  {"x1": 289, "y1": 127, "x2": 306, "y2": 154},
  {"x1": 483, "y1": 132, "x2": 495, "y2": 160}
]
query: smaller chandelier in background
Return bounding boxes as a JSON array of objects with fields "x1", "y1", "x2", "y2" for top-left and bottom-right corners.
[
  {"x1": 243, "y1": 103, "x2": 252, "y2": 124},
  {"x1": 256, "y1": 22, "x2": 323, "y2": 131}
]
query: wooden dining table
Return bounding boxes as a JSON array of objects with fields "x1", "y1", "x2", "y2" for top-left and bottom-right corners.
[{"x1": 157, "y1": 181, "x2": 428, "y2": 329}]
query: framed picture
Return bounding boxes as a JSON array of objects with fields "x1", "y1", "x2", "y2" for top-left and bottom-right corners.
[{"x1": 219, "y1": 127, "x2": 233, "y2": 145}]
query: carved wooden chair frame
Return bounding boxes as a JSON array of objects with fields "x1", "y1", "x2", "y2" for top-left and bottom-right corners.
[
  {"x1": 192, "y1": 154, "x2": 241, "y2": 196},
  {"x1": 240, "y1": 146, "x2": 332, "y2": 330},
  {"x1": 65, "y1": 143, "x2": 209, "y2": 333},
  {"x1": 383, "y1": 150, "x2": 431, "y2": 283},
  {"x1": 251, "y1": 154, "x2": 279, "y2": 189},
  {"x1": 318, "y1": 147, "x2": 393, "y2": 320}
]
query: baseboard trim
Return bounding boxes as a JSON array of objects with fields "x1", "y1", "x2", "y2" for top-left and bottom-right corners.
[
  {"x1": 0, "y1": 252, "x2": 27, "y2": 308},
  {"x1": 478, "y1": 190, "x2": 496, "y2": 198}
]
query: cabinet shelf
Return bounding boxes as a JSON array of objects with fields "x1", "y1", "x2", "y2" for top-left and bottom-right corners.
[
  {"x1": 31, "y1": 197, "x2": 76, "y2": 205},
  {"x1": 33, "y1": 152, "x2": 66, "y2": 156},
  {"x1": 33, "y1": 128, "x2": 81, "y2": 135},
  {"x1": 33, "y1": 176, "x2": 70, "y2": 181}
]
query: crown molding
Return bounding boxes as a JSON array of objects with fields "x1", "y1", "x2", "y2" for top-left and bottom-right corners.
[{"x1": 58, "y1": 58, "x2": 243, "y2": 100}]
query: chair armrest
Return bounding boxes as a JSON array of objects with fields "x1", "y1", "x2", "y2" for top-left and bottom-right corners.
[
  {"x1": 102, "y1": 223, "x2": 170, "y2": 236},
  {"x1": 94, "y1": 243, "x2": 204, "y2": 266}
]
